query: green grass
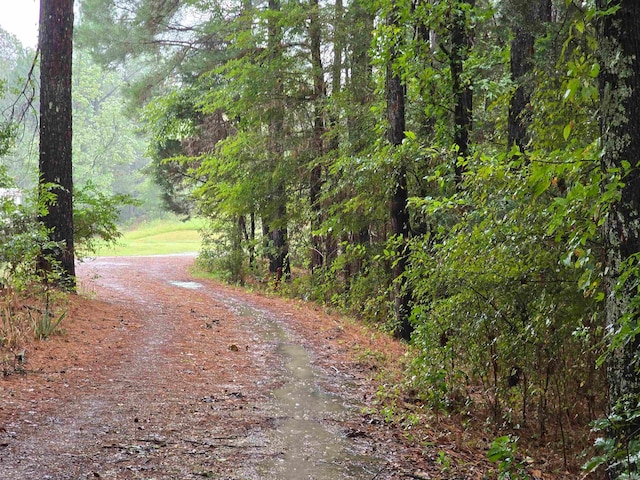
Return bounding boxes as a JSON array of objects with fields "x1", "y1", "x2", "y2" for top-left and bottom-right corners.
[{"x1": 93, "y1": 218, "x2": 205, "y2": 256}]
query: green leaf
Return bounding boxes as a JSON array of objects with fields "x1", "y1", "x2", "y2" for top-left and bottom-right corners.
[
  {"x1": 621, "y1": 160, "x2": 631, "y2": 172},
  {"x1": 532, "y1": 178, "x2": 550, "y2": 197},
  {"x1": 563, "y1": 123, "x2": 573, "y2": 141},
  {"x1": 564, "y1": 78, "x2": 580, "y2": 102},
  {"x1": 582, "y1": 455, "x2": 607, "y2": 473}
]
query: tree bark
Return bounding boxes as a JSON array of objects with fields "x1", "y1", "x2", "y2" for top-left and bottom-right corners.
[
  {"x1": 347, "y1": 0, "x2": 374, "y2": 153},
  {"x1": 507, "y1": 0, "x2": 551, "y2": 152},
  {"x1": 597, "y1": 1, "x2": 640, "y2": 476},
  {"x1": 265, "y1": 0, "x2": 290, "y2": 280},
  {"x1": 450, "y1": 0, "x2": 474, "y2": 188},
  {"x1": 309, "y1": 0, "x2": 326, "y2": 272},
  {"x1": 386, "y1": 2, "x2": 412, "y2": 341},
  {"x1": 39, "y1": 0, "x2": 75, "y2": 288},
  {"x1": 267, "y1": 194, "x2": 290, "y2": 280},
  {"x1": 323, "y1": 0, "x2": 343, "y2": 269}
]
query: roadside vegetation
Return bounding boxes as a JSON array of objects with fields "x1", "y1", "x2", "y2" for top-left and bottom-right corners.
[{"x1": 3, "y1": 1, "x2": 640, "y2": 478}]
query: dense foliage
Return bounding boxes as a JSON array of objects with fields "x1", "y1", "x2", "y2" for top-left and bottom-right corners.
[
  {"x1": 0, "y1": 27, "x2": 161, "y2": 223},
  {"x1": 1, "y1": 0, "x2": 639, "y2": 476},
  {"x1": 75, "y1": 0, "x2": 623, "y2": 472}
]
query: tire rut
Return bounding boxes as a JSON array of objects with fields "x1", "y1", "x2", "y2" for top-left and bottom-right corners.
[{"x1": 0, "y1": 255, "x2": 407, "y2": 479}]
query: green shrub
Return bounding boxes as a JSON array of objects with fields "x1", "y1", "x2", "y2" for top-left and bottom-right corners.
[
  {"x1": 487, "y1": 435, "x2": 531, "y2": 480},
  {"x1": 74, "y1": 182, "x2": 140, "y2": 258},
  {"x1": 198, "y1": 217, "x2": 252, "y2": 284},
  {"x1": 0, "y1": 192, "x2": 61, "y2": 289},
  {"x1": 28, "y1": 292, "x2": 67, "y2": 340}
]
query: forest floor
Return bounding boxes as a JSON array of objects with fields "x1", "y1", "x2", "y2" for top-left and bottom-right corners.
[{"x1": 0, "y1": 254, "x2": 575, "y2": 479}]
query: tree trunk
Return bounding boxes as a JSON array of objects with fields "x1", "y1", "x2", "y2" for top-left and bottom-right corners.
[
  {"x1": 239, "y1": 214, "x2": 256, "y2": 268},
  {"x1": 347, "y1": 0, "x2": 374, "y2": 251},
  {"x1": 323, "y1": 0, "x2": 343, "y2": 269},
  {"x1": 332, "y1": 0, "x2": 343, "y2": 99},
  {"x1": 309, "y1": 0, "x2": 326, "y2": 272},
  {"x1": 347, "y1": 0, "x2": 373, "y2": 153},
  {"x1": 597, "y1": 1, "x2": 640, "y2": 477},
  {"x1": 39, "y1": 0, "x2": 75, "y2": 288},
  {"x1": 386, "y1": 2, "x2": 412, "y2": 341},
  {"x1": 450, "y1": 0, "x2": 474, "y2": 188},
  {"x1": 507, "y1": 0, "x2": 551, "y2": 152},
  {"x1": 249, "y1": 212, "x2": 256, "y2": 267},
  {"x1": 268, "y1": 194, "x2": 290, "y2": 280},
  {"x1": 264, "y1": 0, "x2": 290, "y2": 280}
]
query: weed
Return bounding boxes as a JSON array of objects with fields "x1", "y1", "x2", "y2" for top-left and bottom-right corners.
[
  {"x1": 28, "y1": 293, "x2": 66, "y2": 340},
  {"x1": 0, "y1": 294, "x2": 28, "y2": 349},
  {"x1": 437, "y1": 450, "x2": 452, "y2": 472},
  {"x1": 487, "y1": 435, "x2": 531, "y2": 480}
]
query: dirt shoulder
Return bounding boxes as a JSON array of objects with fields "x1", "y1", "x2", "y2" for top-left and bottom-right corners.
[{"x1": 0, "y1": 254, "x2": 467, "y2": 479}]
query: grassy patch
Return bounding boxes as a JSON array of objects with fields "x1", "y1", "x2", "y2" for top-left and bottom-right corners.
[{"x1": 92, "y1": 218, "x2": 204, "y2": 256}]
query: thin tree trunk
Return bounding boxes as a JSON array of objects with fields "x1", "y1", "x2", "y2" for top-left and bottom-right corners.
[
  {"x1": 249, "y1": 212, "x2": 255, "y2": 267},
  {"x1": 386, "y1": 2, "x2": 412, "y2": 341},
  {"x1": 265, "y1": 0, "x2": 289, "y2": 280},
  {"x1": 332, "y1": 0, "x2": 343, "y2": 98},
  {"x1": 508, "y1": 29, "x2": 533, "y2": 152},
  {"x1": 38, "y1": 0, "x2": 75, "y2": 288},
  {"x1": 323, "y1": 0, "x2": 343, "y2": 269},
  {"x1": 450, "y1": 0, "x2": 474, "y2": 188},
  {"x1": 507, "y1": 0, "x2": 551, "y2": 152},
  {"x1": 309, "y1": 0, "x2": 326, "y2": 272},
  {"x1": 268, "y1": 192, "x2": 290, "y2": 280},
  {"x1": 337, "y1": 0, "x2": 372, "y2": 283},
  {"x1": 347, "y1": 0, "x2": 373, "y2": 153}
]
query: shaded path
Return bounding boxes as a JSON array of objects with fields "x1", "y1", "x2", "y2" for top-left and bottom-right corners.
[{"x1": 0, "y1": 255, "x2": 425, "y2": 479}]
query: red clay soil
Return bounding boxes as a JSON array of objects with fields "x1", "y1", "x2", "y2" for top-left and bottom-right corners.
[
  {"x1": 0, "y1": 254, "x2": 441, "y2": 479},
  {"x1": 1, "y1": 254, "x2": 567, "y2": 479}
]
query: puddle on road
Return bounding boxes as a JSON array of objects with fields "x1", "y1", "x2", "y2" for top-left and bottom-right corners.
[
  {"x1": 220, "y1": 299, "x2": 386, "y2": 479},
  {"x1": 168, "y1": 280, "x2": 204, "y2": 290},
  {"x1": 263, "y1": 342, "x2": 381, "y2": 479}
]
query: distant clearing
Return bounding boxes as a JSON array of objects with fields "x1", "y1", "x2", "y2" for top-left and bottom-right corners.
[{"x1": 93, "y1": 218, "x2": 204, "y2": 256}]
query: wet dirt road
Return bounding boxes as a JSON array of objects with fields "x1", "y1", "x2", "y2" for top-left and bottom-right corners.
[{"x1": 0, "y1": 255, "x2": 428, "y2": 479}]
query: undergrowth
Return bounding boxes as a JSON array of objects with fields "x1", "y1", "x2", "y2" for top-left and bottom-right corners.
[
  {"x1": 198, "y1": 248, "x2": 602, "y2": 478},
  {"x1": 0, "y1": 186, "x2": 69, "y2": 374}
]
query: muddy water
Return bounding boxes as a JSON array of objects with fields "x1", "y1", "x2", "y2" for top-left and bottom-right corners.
[
  {"x1": 265, "y1": 341, "x2": 379, "y2": 478},
  {"x1": 195, "y1": 291, "x2": 387, "y2": 479}
]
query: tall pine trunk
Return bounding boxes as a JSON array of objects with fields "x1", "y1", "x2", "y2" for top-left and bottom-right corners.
[
  {"x1": 344, "y1": 0, "x2": 373, "y2": 279},
  {"x1": 450, "y1": 0, "x2": 474, "y2": 188},
  {"x1": 309, "y1": 0, "x2": 326, "y2": 272},
  {"x1": 323, "y1": 0, "x2": 343, "y2": 269},
  {"x1": 265, "y1": 0, "x2": 289, "y2": 280},
  {"x1": 507, "y1": 0, "x2": 551, "y2": 152},
  {"x1": 597, "y1": 1, "x2": 640, "y2": 476},
  {"x1": 39, "y1": 0, "x2": 75, "y2": 288},
  {"x1": 386, "y1": 1, "x2": 412, "y2": 341}
]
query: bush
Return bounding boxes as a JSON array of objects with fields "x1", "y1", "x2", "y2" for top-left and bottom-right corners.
[
  {"x1": 198, "y1": 216, "x2": 252, "y2": 284},
  {"x1": 0, "y1": 189, "x2": 66, "y2": 357},
  {"x1": 74, "y1": 181, "x2": 140, "y2": 258},
  {"x1": 0, "y1": 192, "x2": 60, "y2": 289}
]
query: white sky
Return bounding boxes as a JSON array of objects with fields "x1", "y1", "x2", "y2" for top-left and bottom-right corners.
[{"x1": 0, "y1": 0, "x2": 39, "y2": 48}]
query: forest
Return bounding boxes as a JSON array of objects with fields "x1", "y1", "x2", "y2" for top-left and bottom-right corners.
[{"x1": 2, "y1": 0, "x2": 640, "y2": 477}]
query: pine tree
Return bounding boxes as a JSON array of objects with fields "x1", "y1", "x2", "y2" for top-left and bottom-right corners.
[
  {"x1": 505, "y1": 0, "x2": 551, "y2": 152},
  {"x1": 598, "y1": 1, "x2": 640, "y2": 476},
  {"x1": 39, "y1": 0, "x2": 75, "y2": 287},
  {"x1": 386, "y1": 0, "x2": 412, "y2": 341}
]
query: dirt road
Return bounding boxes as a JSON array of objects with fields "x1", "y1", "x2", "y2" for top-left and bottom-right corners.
[{"x1": 0, "y1": 255, "x2": 433, "y2": 479}]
